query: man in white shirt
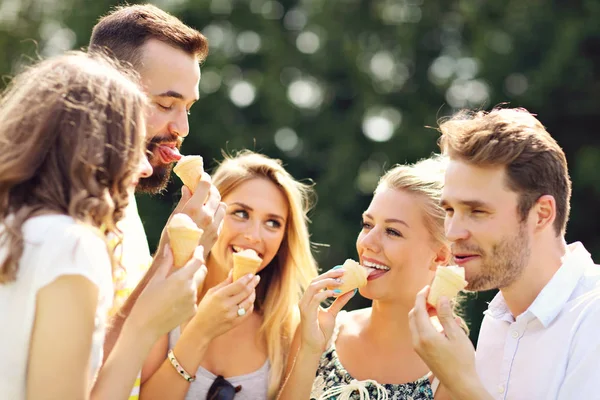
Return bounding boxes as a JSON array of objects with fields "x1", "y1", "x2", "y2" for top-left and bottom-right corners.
[{"x1": 409, "y1": 108, "x2": 600, "y2": 399}]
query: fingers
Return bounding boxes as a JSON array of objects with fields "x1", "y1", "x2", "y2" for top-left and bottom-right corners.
[
  {"x1": 181, "y1": 174, "x2": 221, "y2": 230},
  {"x1": 213, "y1": 202, "x2": 226, "y2": 236},
  {"x1": 303, "y1": 271, "x2": 345, "y2": 297},
  {"x1": 227, "y1": 274, "x2": 261, "y2": 305},
  {"x1": 190, "y1": 174, "x2": 213, "y2": 208},
  {"x1": 152, "y1": 246, "x2": 174, "y2": 281},
  {"x1": 436, "y1": 297, "x2": 461, "y2": 340},
  {"x1": 327, "y1": 290, "x2": 355, "y2": 316},
  {"x1": 173, "y1": 185, "x2": 193, "y2": 215},
  {"x1": 236, "y1": 288, "x2": 257, "y2": 316},
  {"x1": 316, "y1": 268, "x2": 346, "y2": 282},
  {"x1": 308, "y1": 289, "x2": 338, "y2": 312},
  {"x1": 206, "y1": 271, "x2": 233, "y2": 295},
  {"x1": 409, "y1": 286, "x2": 443, "y2": 350},
  {"x1": 199, "y1": 202, "x2": 224, "y2": 259},
  {"x1": 204, "y1": 182, "x2": 221, "y2": 212}
]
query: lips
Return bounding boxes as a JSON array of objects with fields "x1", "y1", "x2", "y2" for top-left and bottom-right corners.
[
  {"x1": 156, "y1": 144, "x2": 182, "y2": 164},
  {"x1": 453, "y1": 254, "x2": 480, "y2": 265}
]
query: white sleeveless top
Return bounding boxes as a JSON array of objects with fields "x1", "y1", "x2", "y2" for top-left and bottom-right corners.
[
  {"x1": 168, "y1": 326, "x2": 270, "y2": 399},
  {"x1": 0, "y1": 215, "x2": 113, "y2": 399}
]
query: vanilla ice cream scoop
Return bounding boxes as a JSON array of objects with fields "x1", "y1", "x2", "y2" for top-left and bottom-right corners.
[
  {"x1": 232, "y1": 249, "x2": 262, "y2": 281},
  {"x1": 328, "y1": 259, "x2": 369, "y2": 294},
  {"x1": 167, "y1": 213, "x2": 203, "y2": 269}
]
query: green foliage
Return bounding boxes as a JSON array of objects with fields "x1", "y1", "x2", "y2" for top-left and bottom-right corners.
[{"x1": 2, "y1": 0, "x2": 600, "y2": 344}]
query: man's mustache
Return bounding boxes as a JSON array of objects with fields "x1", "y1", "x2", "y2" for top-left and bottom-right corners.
[{"x1": 147, "y1": 134, "x2": 183, "y2": 148}]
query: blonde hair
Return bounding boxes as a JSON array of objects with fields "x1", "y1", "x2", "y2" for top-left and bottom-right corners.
[
  {"x1": 376, "y1": 155, "x2": 449, "y2": 249},
  {"x1": 211, "y1": 151, "x2": 318, "y2": 398},
  {"x1": 0, "y1": 51, "x2": 147, "y2": 283},
  {"x1": 376, "y1": 156, "x2": 470, "y2": 333}
]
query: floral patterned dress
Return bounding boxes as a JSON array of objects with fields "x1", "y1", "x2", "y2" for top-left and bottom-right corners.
[{"x1": 310, "y1": 312, "x2": 437, "y2": 400}]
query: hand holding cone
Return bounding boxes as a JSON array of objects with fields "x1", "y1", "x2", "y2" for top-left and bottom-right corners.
[
  {"x1": 167, "y1": 213, "x2": 204, "y2": 269},
  {"x1": 328, "y1": 259, "x2": 369, "y2": 294},
  {"x1": 427, "y1": 265, "x2": 468, "y2": 306},
  {"x1": 173, "y1": 155, "x2": 204, "y2": 193},
  {"x1": 232, "y1": 249, "x2": 262, "y2": 281}
]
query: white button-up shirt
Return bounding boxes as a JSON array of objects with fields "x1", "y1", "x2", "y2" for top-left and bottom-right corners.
[{"x1": 476, "y1": 242, "x2": 600, "y2": 400}]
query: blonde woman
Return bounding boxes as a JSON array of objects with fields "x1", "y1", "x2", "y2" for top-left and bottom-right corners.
[
  {"x1": 0, "y1": 52, "x2": 205, "y2": 399},
  {"x1": 279, "y1": 156, "x2": 459, "y2": 400},
  {"x1": 141, "y1": 151, "x2": 319, "y2": 399}
]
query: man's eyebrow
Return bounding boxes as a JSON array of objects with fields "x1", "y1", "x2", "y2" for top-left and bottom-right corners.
[
  {"x1": 440, "y1": 199, "x2": 489, "y2": 209},
  {"x1": 155, "y1": 90, "x2": 184, "y2": 100}
]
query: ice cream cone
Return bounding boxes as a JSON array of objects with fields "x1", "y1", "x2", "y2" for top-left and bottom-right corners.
[
  {"x1": 427, "y1": 265, "x2": 468, "y2": 306},
  {"x1": 173, "y1": 155, "x2": 204, "y2": 192},
  {"x1": 232, "y1": 249, "x2": 262, "y2": 281},
  {"x1": 328, "y1": 259, "x2": 369, "y2": 294},
  {"x1": 167, "y1": 213, "x2": 203, "y2": 269}
]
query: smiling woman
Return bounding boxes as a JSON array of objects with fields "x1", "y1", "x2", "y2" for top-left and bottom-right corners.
[
  {"x1": 278, "y1": 155, "x2": 467, "y2": 400},
  {"x1": 139, "y1": 151, "x2": 319, "y2": 400}
]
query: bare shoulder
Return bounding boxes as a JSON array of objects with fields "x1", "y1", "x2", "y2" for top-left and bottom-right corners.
[{"x1": 338, "y1": 307, "x2": 371, "y2": 338}]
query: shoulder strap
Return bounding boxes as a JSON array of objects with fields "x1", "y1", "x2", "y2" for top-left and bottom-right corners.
[
  {"x1": 328, "y1": 310, "x2": 348, "y2": 347},
  {"x1": 431, "y1": 376, "x2": 440, "y2": 396}
]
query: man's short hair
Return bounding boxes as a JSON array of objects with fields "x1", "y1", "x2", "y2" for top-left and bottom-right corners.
[
  {"x1": 438, "y1": 108, "x2": 571, "y2": 236},
  {"x1": 89, "y1": 4, "x2": 208, "y2": 68}
]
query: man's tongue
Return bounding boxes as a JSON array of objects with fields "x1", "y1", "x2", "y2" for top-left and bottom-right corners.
[{"x1": 157, "y1": 145, "x2": 182, "y2": 164}]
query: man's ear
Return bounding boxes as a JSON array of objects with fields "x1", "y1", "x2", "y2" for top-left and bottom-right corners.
[{"x1": 532, "y1": 194, "x2": 556, "y2": 233}]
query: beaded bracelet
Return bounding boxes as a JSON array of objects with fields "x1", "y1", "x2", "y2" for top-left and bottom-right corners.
[{"x1": 168, "y1": 349, "x2": 196, "y2": 382}]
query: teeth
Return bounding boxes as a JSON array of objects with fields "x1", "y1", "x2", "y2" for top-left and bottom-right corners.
[
  {"x1": 232, "y1": 245, "x2": 243, "y2": 253},
  {"x1": 362, "y1": 260, "x2": 390, "y2": 271}
]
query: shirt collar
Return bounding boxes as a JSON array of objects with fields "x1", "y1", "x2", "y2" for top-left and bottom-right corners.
[
  {"x1": 486, "y1": 291, "x2": 513, "y2": 322},
  {"x1": 485, "y1": 242, "x2": 593, "y2": 327},
  {"x1": 528, "y1": 242, "x2": 592, "y2": 326}
]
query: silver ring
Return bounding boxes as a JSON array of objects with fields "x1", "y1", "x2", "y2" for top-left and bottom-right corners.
[{"x1": 237, "y1": 305, "x2": 246, "y2": 317}]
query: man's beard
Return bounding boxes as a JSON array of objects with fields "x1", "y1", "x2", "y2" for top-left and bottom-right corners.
[
  {"x1": 136, "y1": 162, "x2": 173, "y2": 194},
  {"x1": 458, "y1": 222, "x2": 531, "y2": 292},
  {"x1": 135, "y1": 135, "x2": 181, "y2": 194}
]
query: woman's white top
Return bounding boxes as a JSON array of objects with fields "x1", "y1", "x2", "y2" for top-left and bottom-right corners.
[{"x1": 0, "y1": 214, "x2": 113, "y2": 399}]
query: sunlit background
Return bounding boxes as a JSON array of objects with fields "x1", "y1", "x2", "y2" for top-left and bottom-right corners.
[{"x1": 2, "y1": 0, "x2": 600, "y2": 342}]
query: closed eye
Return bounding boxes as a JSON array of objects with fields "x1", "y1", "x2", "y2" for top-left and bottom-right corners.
[
  {"x1": 386, "y1": 228, "x2": 402, "y2": 237},
  {"x1": 361, "y1": 221, "x2": 372, "y2": 230},
  {"x1": 157, "y1": 103, "x2": 172, "y2": 111}
]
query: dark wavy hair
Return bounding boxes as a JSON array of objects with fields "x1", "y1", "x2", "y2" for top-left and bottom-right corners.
[{"x1": 0, "y1": 51, "x2": 147, "y2": 283}]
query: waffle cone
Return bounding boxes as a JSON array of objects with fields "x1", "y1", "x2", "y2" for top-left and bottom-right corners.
[
  {"x1": 427, "y1": 266, "x2": 467, "y2": 306},
  {"x1": 173, "y1": 156, "x2": 204, "y2": 192},
  {"x1": 328, "y1": 259, "x2": 369, "y2": 294},
  {"x1": 167, "y1": 214, "x2": 203, "y2": 269},
  {"x1": 232, "y1": 249, "x2": 262, "y2": 281}
]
